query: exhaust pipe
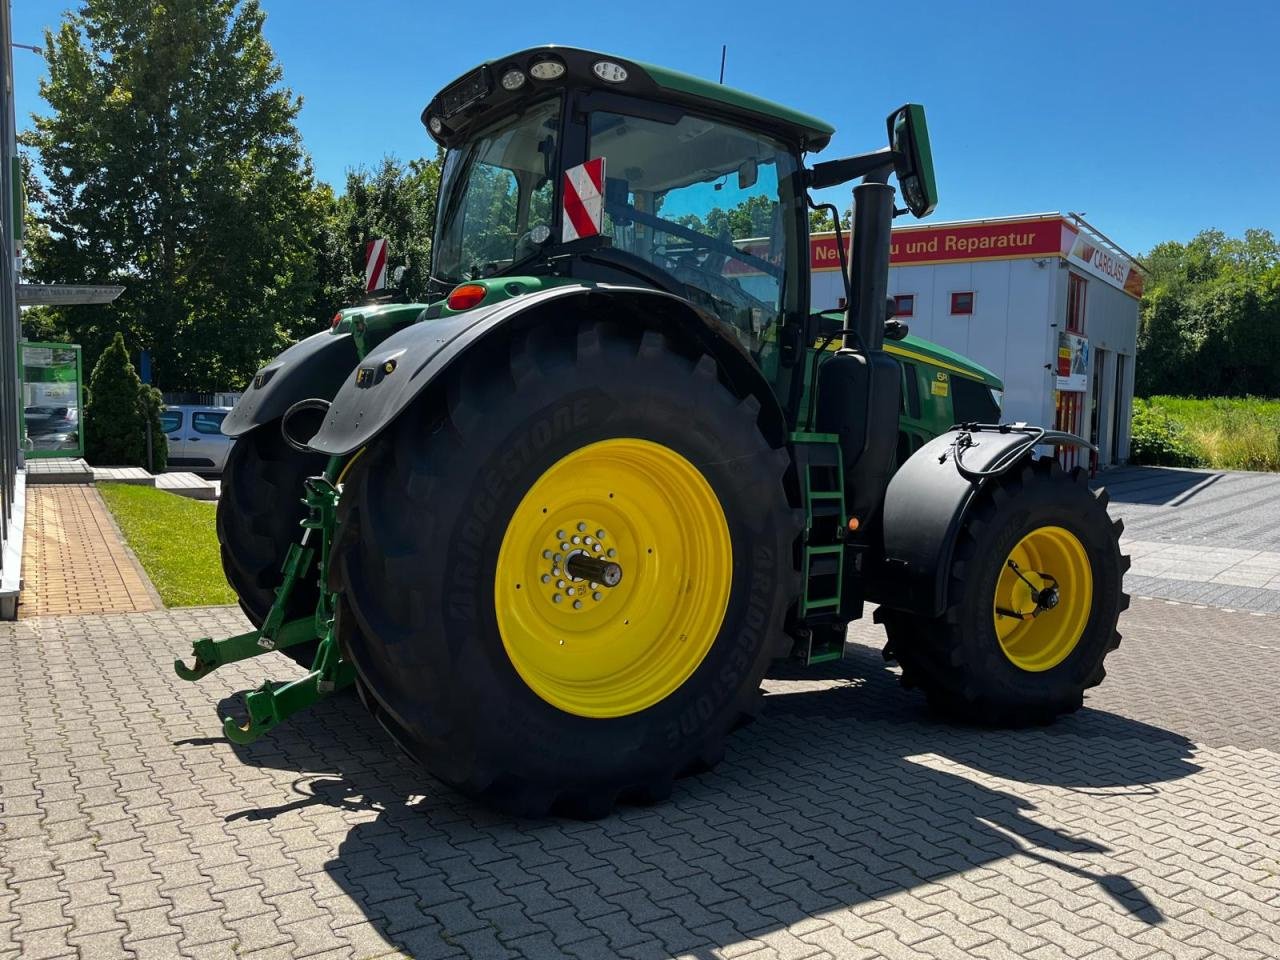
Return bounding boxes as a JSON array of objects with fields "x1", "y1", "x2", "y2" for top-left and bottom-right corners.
[{"x1": 845, "y1": 177, "x2": 896, "y2": 354}]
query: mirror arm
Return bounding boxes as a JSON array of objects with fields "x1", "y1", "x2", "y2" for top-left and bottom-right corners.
[{"x1": 806, "y1": 147, "x2": 893, "y2": 190}]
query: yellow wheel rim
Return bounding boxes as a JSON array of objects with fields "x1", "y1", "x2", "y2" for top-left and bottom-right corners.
[
  {"x1": 992, "y1": 525, "x2": 1093, "y2": 672},
  {"x1": 494, "y1": 438, "x2": 732, "y2": 718}
]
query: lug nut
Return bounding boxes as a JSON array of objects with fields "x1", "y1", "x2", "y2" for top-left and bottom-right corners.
[{"x1": 577, "y1": 522, "x2": 587, "y2": 532}]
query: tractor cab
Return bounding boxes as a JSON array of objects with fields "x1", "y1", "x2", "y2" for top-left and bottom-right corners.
[{"x1": 425, "y1": 47, "x2": 825, "y2": 383}]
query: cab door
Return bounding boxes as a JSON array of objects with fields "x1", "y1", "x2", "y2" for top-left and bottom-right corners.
[{"x1": 160, "y1": 409, "x2": 185, "y2": 465}]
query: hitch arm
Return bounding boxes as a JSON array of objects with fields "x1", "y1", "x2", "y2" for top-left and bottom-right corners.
[
  {"x1": 174, "y1": 616, "x2": 318, "y2": 681},
  {"x1": 221, "y1": 659, "x2": 356, "y2": 745}
]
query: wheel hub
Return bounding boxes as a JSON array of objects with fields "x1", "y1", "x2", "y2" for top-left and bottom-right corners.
[
  {"x1": 535, "y1": 521, "x2": 623, "y2": 610},
  {"x1": 992, "y1": 525, "x2": 1093, "y2": 672}
]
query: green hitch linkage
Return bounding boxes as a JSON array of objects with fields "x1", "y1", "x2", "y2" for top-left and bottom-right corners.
[{"x1": 176, "y1": 454, "x2": 355, "y2": 744}]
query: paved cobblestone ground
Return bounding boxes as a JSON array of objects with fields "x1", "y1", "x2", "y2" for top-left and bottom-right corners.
[
  {"x1": 1, "y1": 597, "x2": 1277, "y2": 959},
  {"x1": 1100, "y1": 466, "x2": 1280, "y2": 613}
]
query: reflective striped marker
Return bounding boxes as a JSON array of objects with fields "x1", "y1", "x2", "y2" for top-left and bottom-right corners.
[
  {"x1": 364, "y1": 238, "x2": 388, "y2": 291},
  {"x1": 562, "y1": 157, "x2": 605, "y2": 242}
]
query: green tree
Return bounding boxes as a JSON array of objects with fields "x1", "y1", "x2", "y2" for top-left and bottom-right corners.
[
  {"x1": 1136, "y1": 228, "x2": 1280, "y2": 396},
  {"x1": 23, "y1": 0, "x2": 320, "y2": 391},
  {"x1": 303, "y1": 154, "x2": 443, "y2": 334},
  {"x1": 84, "y1": 331, "x2": 166, "y2": 470}
]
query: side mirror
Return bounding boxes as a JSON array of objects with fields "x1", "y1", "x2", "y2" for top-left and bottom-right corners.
[{"x1": 886, "y1": 104, "x2": 938, "y2": 219}]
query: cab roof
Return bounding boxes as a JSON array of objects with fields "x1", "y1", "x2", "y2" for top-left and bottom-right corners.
[{"x1": 423, "y1": 45, "x2": 835, "y2": 153}]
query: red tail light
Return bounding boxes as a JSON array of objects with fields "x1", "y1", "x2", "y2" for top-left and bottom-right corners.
[
  {"x1": 331, "y1": 311, "x2": 343, "y2": 328},
  {"x1": 447, "y1": 283, "x2": 487, "y2": 311}
]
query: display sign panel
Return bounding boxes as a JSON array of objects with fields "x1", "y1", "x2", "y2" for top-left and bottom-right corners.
[{"x1": 22, "y1": 342, "x2": 84, "y2": 458}]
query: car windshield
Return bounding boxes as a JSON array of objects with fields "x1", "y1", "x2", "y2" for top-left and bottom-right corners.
[
  {"x1": 587, "y1": 110, "x2": 799, "y2": 366},
  {"x1": 432, "y1": 98, "x2": 560, "y2": 284}
]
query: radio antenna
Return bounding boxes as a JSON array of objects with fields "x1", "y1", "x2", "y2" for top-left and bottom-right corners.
[{"x1": 719, "y1": 45, "x2": 726, "y2": 84}]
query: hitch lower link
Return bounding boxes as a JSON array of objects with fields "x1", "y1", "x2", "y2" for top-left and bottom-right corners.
[{"x1": 175, "y1": 458, "x2": 354, "y2": 745}]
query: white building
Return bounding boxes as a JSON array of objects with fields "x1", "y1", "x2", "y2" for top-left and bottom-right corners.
[{"x1": 811, "y1": 213, "x2": 1143, "y2": 469}]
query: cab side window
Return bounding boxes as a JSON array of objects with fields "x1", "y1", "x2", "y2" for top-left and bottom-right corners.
[
  {"x1": 161, "y1": 411, "x2": 182, "y2": 434},
  {"x1": 192, "y1": 412, "x2": 227, "y2": 435}
]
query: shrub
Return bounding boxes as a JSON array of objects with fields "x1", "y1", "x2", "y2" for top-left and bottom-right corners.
[
  {"x1": 1128, "y1": 400, "x2": 1204, "y2": 467},
  {"x1": 84, "y1": 332, "x2": 168, "y2": 470}
]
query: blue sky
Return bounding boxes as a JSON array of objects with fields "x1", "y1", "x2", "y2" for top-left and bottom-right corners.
[{"x1": 11, "y1": 0, "x2": 1279, "y2": 255}]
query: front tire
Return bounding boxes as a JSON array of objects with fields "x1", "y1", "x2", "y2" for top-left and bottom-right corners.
[
  {"x1": 332, "y1": 320, "x2": 801, "y2": 817},
  {"x1": 878, "y1": 458, "x2": 1129, "y2": 724}
]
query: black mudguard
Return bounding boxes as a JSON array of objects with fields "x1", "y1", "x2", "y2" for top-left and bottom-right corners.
[
  {"x1": 865, "y1": 427, "x2": 1043, "y2": 618},
  {"x1": 222, "y1": 330, "x2": 360, "y2": 438},
  {"x1": 308, "y1": 283, "x2": 785, "y2": 457}
]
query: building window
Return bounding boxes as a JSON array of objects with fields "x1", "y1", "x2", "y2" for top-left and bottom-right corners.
[
  {"x1": 1066, "y1": 272, "x2": 1087, "y2": 333},
  {"x1": 892, "y1": 294, "x2": 915, "y2": 317},
  {"x1": 950, "y1": 291, "x2": 974, "y2": 315}
]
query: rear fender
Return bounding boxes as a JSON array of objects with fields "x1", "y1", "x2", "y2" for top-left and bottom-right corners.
[
  {"x1": 308, "y1": 284, "x2": 787, "y2": 456},
  {"x1": 865, "y1": 427, "x2": 1043, "y2": 617},
  {"x1": 222, "y1": 331, "x2": 360, "y2": 438}
]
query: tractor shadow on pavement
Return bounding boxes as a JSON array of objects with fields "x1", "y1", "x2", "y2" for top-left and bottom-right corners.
[
  {"x1": 1095, "y1": 465, "x2": 1223, "y2": 506},
  {"x1": 214, "y1": 642, "x2": 1196, "y2": 958}
]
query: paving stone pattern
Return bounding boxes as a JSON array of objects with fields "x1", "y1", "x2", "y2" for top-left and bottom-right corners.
[
  {"x1": 1101, "y1": 466, "x2": 1280, "y2": 613},
  {"x1": 19, "y1": 485, "x2": 159, "y2": 619},
  {"x1": 2, "y1": 598, "x2": 1278, "y2": 959}
]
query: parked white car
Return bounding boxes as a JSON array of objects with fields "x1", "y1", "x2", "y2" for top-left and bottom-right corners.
[{"x1": 160, "y1": 405, "x2": 234, "y2": 474}]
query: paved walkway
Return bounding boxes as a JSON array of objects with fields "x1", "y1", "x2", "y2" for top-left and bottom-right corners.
[
  {"x1": 1, "y1": 598, "x2": 1277, "y2": 960},
  {"x1": 19, "y1": 484, "x2": 159, "y2": 618},
  {"x1": 1100, "y1": 465, "x2": 1280, "y2": 612}
]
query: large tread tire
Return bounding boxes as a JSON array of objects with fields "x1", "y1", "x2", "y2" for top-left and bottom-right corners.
[
  {"x1": 877, "y1": 458, "x2": 1130, "y2": 725},
  {"x1": 217, "y1": 419, "x2": 326, "y2": 668},
  {"x1": 331, "y1": 319, "x2": 801, "y2": 817}
]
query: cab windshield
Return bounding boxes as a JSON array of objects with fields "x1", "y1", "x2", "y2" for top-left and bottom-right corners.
[{"x1": 433, "y1": 98, "x2": 560, "y2": 283}]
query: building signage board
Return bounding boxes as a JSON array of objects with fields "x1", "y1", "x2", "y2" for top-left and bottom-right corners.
[
  {"x1": 1055, "y1": 332, "x2": 1090, "y2": 392},
  {"x1": 808, "y1": 214, "x2": 1145, "y2": 299},
  {"x1": 1064, "y1": 229, "x2": 1145, "y2": 298}
]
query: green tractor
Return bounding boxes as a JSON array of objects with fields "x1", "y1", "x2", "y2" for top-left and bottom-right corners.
[{"x1": 187, "y1": 47, "x2": 1128, "y2": 817}]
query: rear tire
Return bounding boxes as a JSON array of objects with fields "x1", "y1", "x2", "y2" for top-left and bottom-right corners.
[
  {"x1": 217, "y1": 419, "x2": 326, "y2": 668},
  {"x1": 332, "y1": 320, "x2": 801, "y2": 817},
  {"x1": 878, "y1": 458, "x2": 1129, "y2": 724}
]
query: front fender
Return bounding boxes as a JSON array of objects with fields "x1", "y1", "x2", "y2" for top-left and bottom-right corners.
[
  {"x1": 222, "y1": 330, "x2": 360, "y2": 438},
  {"x1": 866, "y1": 427, "x2": 1041, "y2": 617},
  {"x1": 308, "y1": 283, "x2": 786, "y2": 456}
]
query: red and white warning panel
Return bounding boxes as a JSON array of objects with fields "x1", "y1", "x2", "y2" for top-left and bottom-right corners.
[
  {"x1": 562, "y1": 158, "x2": 606, "y2": 242},
  {"x1": 364, "y1": 238, "x2": 388, "y2": 292}
]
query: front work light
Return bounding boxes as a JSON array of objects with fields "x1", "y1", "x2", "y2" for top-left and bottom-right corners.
[
  {"x1": 501, "y1": 69, "x2": 526, "y2": 91},
  {"x1": 592, "y1": 61, "x2": 628, "y2": 83},
  {"x1": 530, "y1": 59, "x2": 566, "y2": 80}
]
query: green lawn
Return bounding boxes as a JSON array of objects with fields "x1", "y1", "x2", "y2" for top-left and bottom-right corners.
[
  {"x1": 99, "y1": 482, "x2": 237, "y2": 607},
  {"x1": 1133, "y1": 396, "x2": 1280, "y2": 471}
]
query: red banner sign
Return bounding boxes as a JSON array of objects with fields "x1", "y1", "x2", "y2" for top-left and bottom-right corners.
[{"x1": 812, "y1": 217, "x2": 1065, "y2": 271}]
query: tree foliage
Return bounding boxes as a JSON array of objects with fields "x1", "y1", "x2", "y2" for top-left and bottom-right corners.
[
  {"x1": 1136, "y1": 228, "x2": 1280, "y2": 396},
  {"x1": 23, "y1": 0, "x2": 320, "y2": 391},
  {"x1": 304, "y1": 154, "x2": 442, "y2": 336}
]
